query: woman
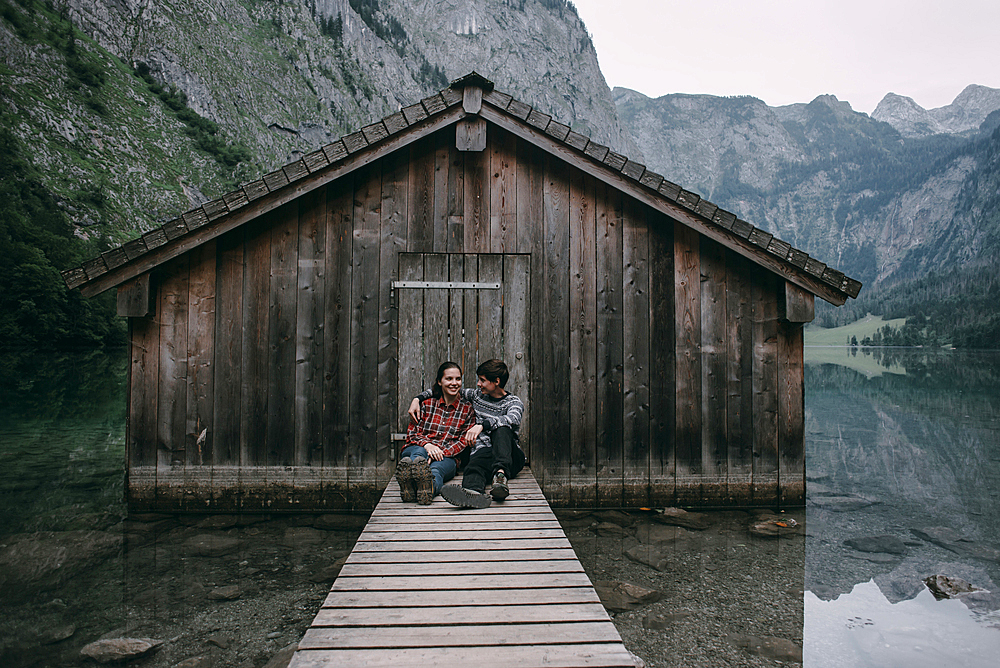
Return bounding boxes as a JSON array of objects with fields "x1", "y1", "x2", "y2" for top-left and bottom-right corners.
[{"x1": 396, "y1": 361, "x2": 476, "y2": 504}]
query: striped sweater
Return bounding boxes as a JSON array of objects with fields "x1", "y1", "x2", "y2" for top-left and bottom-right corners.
[{"x1": 417, "y1": 387, "x2": 523, "y2": 455}]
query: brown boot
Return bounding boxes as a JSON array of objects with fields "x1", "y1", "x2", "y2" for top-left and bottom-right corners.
[
  {"x1": 396, "y1": 457, "x2": 416, "y2": 503},
  {"x1": 412, "y1": 458, "x2": 434, "y2": 505}
]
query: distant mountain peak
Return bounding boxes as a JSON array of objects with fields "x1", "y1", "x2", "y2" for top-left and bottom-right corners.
[
  {"x1": 809, "y1": 93, "x2": 850, "y2": 107},
  {"x1": 873, "y1": 85, "x2": 1000, "y2": 138}
]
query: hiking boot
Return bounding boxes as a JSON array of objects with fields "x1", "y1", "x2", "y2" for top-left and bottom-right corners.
[
  {"x1": 490, "y1": 470, "x2": 509, "y2": 501},
  {"x1": 396, "y1": 456, "x2": 416, "y2": 503},
  {"x1": 440, "y1": 483, "x2": 492, "y2": 509},
  {"x1": 411, "y1": 458, "x2": 435, "y2": 505}
]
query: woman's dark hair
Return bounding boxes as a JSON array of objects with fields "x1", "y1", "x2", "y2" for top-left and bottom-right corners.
[{"x1": 431, "y1": 361, "x2": 462, "y2": 398}]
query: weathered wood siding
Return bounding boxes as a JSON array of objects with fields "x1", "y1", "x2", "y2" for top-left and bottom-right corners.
[{"x1": 126, "y1": 124, "x2": 805, "y2": 510}]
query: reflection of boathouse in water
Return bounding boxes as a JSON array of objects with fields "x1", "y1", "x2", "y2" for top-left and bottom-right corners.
[{"x1": 64, "y1": 73, "x2": 861, "y2": 511}]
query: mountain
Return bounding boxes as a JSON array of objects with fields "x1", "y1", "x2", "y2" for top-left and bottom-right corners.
[
  {"x1": 872, "y1": 85, "x2": 1000, "y2": 138},
  {"x1": 0, "y1": 0, "x2": 634, "y2": 347},
  {"x1": 2, "y1": 0, "x2": 634, "y2": 243},
  {"x1": 2, "y1": 0, "x2": 999, "y2": 348},
  {"x1": 613, "y1": 86, "x2": 1000, "y2": 298}
]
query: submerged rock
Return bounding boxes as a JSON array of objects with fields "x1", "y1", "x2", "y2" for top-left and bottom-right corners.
[
  {"x1": 749, "y1": 515, "x2": 801, "y2": 538},
  {"x1": 309, "y1": 555, "x2": 349, "y2": 583},
  {"x1": 728, "y1": 634, "x2": 802, "y2": 662},
  {"x1": 592, "y1": 510, "x2": 634, "y2": 527},
  {"x1": 593, "y1": 580, "x2": 661, "y2": 612},
  {"x1": 809, "y1": 495, "x2": 876, "y2": 511},
  {"x1": 206, "y1": 632, "x2": 233, "y2": 649},
  {"x1": 633, "y1": 523, "x2": 701, "y2": 551},
  {"x1": 590, "y1": 522, "x2": 631, "y2": 537},
  {"x1": 652, "y1": 507, "x2": 712, "y2": 530},
  {"x1": 808, "y1": 584, "x2": 840, "y2": 601},
  {"x1": 206, "y1": 585, "x2": 241, "y2": 601},
  {"x1": 844, "y1": 535, "x2": 908, "y2": 555},
  {"x1": 625, "y1": 544, "x2": 670, "y2": 572},
  {"x1": 79, "y1": 637, "x2": 162, "y2": 663},
  {"x1": 174, "y1": 656, "x2": 212, "y2": 668},
  {"x1": 846, "y1": 551, "x2": 899, "y2": 564},
  {"x1": 875, "y1": 560, "x2": 995, "y2": 603},
  {"x1": 733, "y1": 634, "x2": 803, "y2": 662},
  {"x1": 557, "y1": 514, "x2": 596, "y2": 529},
  {"x1": 924, "y1": 575, "x2": 984, "y2": 600},
  {"x1": 262, "y1": 641, "x2": 298, "y2": 668},
  {"x1": 23, "y1": 622, "x2": 77, "y2": 645}
]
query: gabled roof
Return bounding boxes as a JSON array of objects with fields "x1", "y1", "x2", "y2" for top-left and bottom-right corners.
[{"x1": 63, "y1": 72, "x2": 862, "y2": 305}]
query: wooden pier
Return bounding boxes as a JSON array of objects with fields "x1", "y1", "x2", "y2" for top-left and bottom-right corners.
[{"x1": 289, "y1": 469, "x2": 636, "y2": 667}]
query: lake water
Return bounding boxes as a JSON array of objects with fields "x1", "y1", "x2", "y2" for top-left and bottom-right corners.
[
  {"x1": 1, "y1": 346, "x2": 998, "y2": 667},
  {"x1": 801, "y1": 346, "x2": 1000, "y2": 667}
]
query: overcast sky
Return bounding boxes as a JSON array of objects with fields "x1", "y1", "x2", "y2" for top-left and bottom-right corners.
[{"x1": 571, "y1": 0, "x2": 1000, "y2": 114}]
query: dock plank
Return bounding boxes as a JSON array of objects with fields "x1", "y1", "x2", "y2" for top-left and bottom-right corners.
[
  {"x1": 291, "y1": 644, "x2": 637, "y2": 668},
  {"x1": 322, "y1": 587, "x2": 601, "y2": 608},
  {"x1": 344, "y1": 549, "x2": 578, "y2": 563},
  {"x1": 358, "y1": 529, "x2": 568, "y2": 541},
  {"x1": 338, "y1": 560, "x2": 584, "y2": 576},
  {"x1": 300, "y1": 621, "x2": 620, "y2": 647},
  {"x1": 312, "y1": 604, "x2": 610, "y2": 627},
  {"x1": 290, "y1": 468, "x2": 633, "y2": 668},
  {"x1": 330, "y1": 573, "x2": 595, "y2": 590},
  {"x1": 361, "y1": 522, "x2": 564, "y2": 531},
  {"x1": 351, "y1": 538, "x2": 573, "y2": 551}
]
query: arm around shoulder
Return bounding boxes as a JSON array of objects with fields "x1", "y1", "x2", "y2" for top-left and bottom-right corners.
[{"x1": 486, "y1": 394, "x2": 523, "y2": 431}]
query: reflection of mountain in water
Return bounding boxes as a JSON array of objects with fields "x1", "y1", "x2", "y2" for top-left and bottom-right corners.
[
  {"x1": 804, "y1": 580, "x2": 1000, "y2": 668},
  {"x1": 804, "y1": 350, "x2": 1000, "y2": 606}
]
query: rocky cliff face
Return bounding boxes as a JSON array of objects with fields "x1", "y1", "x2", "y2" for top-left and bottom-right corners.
[
  {"x1": 4, "y1": 0, "x2": 998, "y2": 302},
  {"x1": 385, "y1": 0, "x2": 638, "y2": 155},
  {"x1": 614, "y1": 85, "x2": 1000, "y2": 290},
  {"x1": 612, "y1": 87, "x2": 813, "y2": 197},
  {"x1": 872, "y1": 85, "x2": 1000, "y2": 138},
  {"x1": 2, "y1": 0, "x2": 633, "y2": 242}
]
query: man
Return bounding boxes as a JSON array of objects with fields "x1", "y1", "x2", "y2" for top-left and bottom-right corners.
[{"x1": 408, "y1": 359, "x2": 525, "y2": 509}]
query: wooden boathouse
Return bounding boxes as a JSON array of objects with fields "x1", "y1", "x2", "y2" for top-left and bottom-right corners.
[{"x1": 64, "y1": 72, "x2": 861, "y2": 511}]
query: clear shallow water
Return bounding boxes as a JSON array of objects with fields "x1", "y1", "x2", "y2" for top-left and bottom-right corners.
[{"x1": 1, "y1": 347, "x2": 998, "y2": 666}]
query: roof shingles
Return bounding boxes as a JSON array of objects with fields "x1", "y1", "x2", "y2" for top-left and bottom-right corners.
[{"x1": 62, "y1": 74, "x2": 861, "y2": 302}]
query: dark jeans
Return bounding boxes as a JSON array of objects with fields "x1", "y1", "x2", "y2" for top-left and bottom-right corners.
[{"x1": 461, "y1": 426, "x2": 525, "y2": 494}]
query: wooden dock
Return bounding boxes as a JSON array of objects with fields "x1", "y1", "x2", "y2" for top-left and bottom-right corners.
[{"x1": 289, "y1": 468, "x2": 636, "y2": 667}]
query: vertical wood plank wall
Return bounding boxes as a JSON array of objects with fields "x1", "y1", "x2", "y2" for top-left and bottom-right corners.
[{"x1": 127, "y1": 124, "x2": 806, "y2": 510}]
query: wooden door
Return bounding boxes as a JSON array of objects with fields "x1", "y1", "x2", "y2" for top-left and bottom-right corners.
[{"x1": 396, "y1": 253, "x2": 530, "y2": 456}]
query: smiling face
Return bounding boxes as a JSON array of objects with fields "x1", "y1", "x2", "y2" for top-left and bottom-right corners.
[
  {"x1": 476, "y1": 374, "x2": 504, "y2": 399},
  {"x1": 439, "y1": 367, "x2": 463, "y2": 401}
]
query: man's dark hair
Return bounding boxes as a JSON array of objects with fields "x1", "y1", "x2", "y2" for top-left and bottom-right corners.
[{"x1": 476, "y1": 359, "x2": 509, "y2": 388}]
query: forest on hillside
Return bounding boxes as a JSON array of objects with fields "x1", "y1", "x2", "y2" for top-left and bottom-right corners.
[
  {"x1": 0, "y1": 123, "x2": 123, "y2": 349},
  {"x1": 814, "y1": 119, "x2": 1000, "y2": 349}
]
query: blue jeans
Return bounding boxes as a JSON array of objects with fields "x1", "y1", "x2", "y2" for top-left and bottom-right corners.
[{"x1": 399, "y1": 444, "x2": 457, "y2": 494}]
